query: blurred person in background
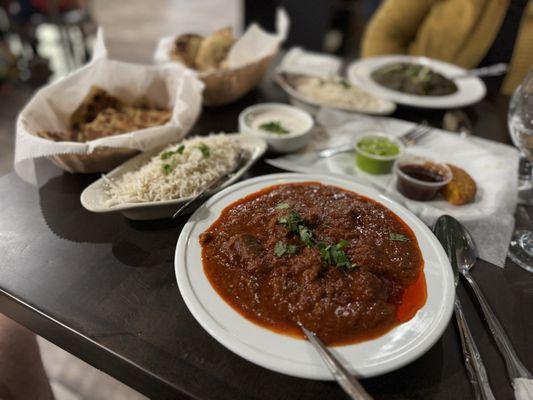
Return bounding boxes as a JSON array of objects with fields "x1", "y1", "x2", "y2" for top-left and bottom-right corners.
[{"x1": 361, "y1": 0, "x2": 533, "y2": 95}]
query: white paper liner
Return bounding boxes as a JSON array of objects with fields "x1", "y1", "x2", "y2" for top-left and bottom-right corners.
[
  {"x1": 153, "y1": 8, "x2": 289, "y2": 72},
  {"x1": 267, "y1": 108, "x2": 520, "y2": 267},
  {"x1": 15, "y1": 28, "x2": 204, "y2": 184}
]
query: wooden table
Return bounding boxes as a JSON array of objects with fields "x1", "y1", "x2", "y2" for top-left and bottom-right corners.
[{"x1": 0, "y1": 74, "x2": 532, "y2": 400}]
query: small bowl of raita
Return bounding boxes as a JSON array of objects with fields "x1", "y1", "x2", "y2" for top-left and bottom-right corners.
[{"x1": 239, "y1": 103, "x2": 314, "y2": 153}]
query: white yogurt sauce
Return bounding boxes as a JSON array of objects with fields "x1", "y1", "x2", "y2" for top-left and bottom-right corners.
[{"x1": 250, "y1": 109, "x2": 309, "y2": 136}]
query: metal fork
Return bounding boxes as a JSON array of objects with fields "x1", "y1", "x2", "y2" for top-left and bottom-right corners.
[{"x1": 317, "y1": 121, "x2": 430, "y2": 158}]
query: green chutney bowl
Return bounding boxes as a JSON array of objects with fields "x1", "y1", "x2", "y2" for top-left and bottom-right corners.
[{"x1": 354, "y1": 135, "x2": 403, "y2": 175}]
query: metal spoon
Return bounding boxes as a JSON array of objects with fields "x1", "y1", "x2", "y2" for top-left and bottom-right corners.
[
  {"x1": 433, "y1": 215, "x2": 495, "y2": 400},
  {"x1": 448, "y1": 216, "x2": 533, "y2": 393},
  {"x1": 449, "y1": 63, "x2": 508, "y2": 79},
  {"x1": 297, "y1": 322, "x2": 373, "y2": 400}
]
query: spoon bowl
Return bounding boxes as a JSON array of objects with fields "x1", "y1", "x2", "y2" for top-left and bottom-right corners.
[
  {"x1": 441, "y1": 215, "x2": 478, "y2": 274},
  {"x1": 433, "y1": 215, "x2": 477, "y2": 284}
]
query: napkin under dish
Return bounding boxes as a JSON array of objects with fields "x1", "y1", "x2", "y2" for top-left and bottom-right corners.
[
  {"x1": 15, "y1": 29, "x2": 204, "y2": 184},
  {"x1": 267, "y1": 108, "x2": 520, "y2": 268},
  {"x1": 277, "y1": 47, "x2": 342, "y2": 77}
]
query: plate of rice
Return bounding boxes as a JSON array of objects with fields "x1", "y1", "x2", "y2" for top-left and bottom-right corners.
[
  {"x1": 274, "y1": 72, "x2": 396, "y2": 115},
  {"x1": 80, "y1": 133, "x2": 267, "y2": 220}
]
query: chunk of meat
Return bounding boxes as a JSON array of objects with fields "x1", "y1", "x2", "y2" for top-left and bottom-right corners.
[
  {"x1": 199, "y1": 231, "x2": 214, "y2": 245},
  {"x1": 227, "y1": 234, "x2": 265, "y2": 272}
]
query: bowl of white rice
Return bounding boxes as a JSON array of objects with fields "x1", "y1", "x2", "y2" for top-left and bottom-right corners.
[
  {"x1": 274, "y1": 72, "x2": 396, "y2": 115},
  {"x1": 80, "y1": 133, "x2": 267, "y2": 220}
]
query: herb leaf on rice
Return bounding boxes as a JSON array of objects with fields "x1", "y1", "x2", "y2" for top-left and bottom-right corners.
[{"x1": 104, "y1": 134, "x2": 242, "y2": 206}]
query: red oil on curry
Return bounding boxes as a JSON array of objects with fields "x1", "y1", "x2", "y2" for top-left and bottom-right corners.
[{"x1": 200, "y1": 182, "x2": 427, "y2": 346}]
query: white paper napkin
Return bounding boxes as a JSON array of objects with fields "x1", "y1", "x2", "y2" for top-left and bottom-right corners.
[
  {"x1": 514, "y1": 378, "x2": 533, "y2": 400},
  {"x1": 153, "y1": 8, "x2": 289, "y2": 70},
  {"x1": 14, "y1": 29, "x2": 204, "y2": 185},
  {"x1": 267, "y1": 108, "x2": 520, "y2": 267},
  {"x1": 276, "y1": 47, "x2": 342, "y2": 77}
]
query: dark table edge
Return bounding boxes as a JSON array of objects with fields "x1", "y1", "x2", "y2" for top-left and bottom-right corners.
[{"x1": 0, "y1": 287, "x2": 197, "y2": 400}]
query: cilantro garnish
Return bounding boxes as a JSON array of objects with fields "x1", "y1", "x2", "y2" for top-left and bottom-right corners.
[
  {"x1": 278, "y1": 211, "x2": 304, "y2": 234},
  {"x1": 162, "y1": 164, "x2": 173, "y2": 174},
  {"x1": 317, "y1": 239, "x2": 357, "y2": 270},
  {"x1": 259, "y1": 121, "x2": 290, "y2": 135},
  {"x1": 275, "y1": 202, "x2": 290, "y2": 210},
  {"x1": 160, "y1": 144, "x2": 185, "y2": 160},
  {"x1": 278, "y1": 211, "x2": 314, "y2": 247},
  {"x1": 390, "y1": 233, "x2": 409, "y2": 242},
  {"x1": 160, "y1": 151, "x2": 174, "y2": 160},
  {"x1": 197, "y1": 143, "x2": 210, "y2": 158},
  {"x1": 340, "y1": 78, "x2": 351, "y2": 89},
  {"x1": 274, "y1": 241, "x2": 299, "y2": 257},
  {"x1": 277, "y1": 207, "x2": 355, "y2": 270},
  {"x1": 298, "y1": 225, "x2": 314, "y2": 247}
]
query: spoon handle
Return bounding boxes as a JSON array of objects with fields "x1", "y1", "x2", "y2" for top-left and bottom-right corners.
[
  {"x1": 454, "y1": 298, "x2": 496, "y2": 400},
  {"x1": 172, "y1": 175, "x2": 226, "y2": 218},
  {"x1": 299, "y1": 324, "x2": 373, "y2": 400},
  {"x1": 317, "y1": 143, "x2": 354, "y2": 158},
  {"x1": 462, "y1": 271, "x2": 532, "y2": 380}
]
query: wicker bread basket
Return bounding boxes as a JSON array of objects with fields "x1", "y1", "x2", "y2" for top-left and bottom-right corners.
[{"x1": 198, "y1": 53, "x2": 276, "y2": 106}]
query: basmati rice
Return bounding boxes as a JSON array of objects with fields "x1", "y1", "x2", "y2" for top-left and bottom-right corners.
[{"x1": 105, "y1": 134, "x2": 241, "y2": 206}]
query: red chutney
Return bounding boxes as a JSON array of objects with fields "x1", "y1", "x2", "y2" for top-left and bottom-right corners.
[{"x1": 200, "y1": 182, "x2": 426, "y2": 346}]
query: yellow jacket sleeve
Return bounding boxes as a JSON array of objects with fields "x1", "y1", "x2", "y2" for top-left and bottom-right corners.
[{"x1": 361, "y1": 0, "x2": 437, "y2": 57}]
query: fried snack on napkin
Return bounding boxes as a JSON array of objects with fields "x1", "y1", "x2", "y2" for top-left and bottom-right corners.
[{"x1": 441, "y1": 164, "x2": 477, "y2": 205}]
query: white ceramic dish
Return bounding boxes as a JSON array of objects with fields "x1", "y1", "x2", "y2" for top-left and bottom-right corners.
[
  {"x1": 80, "y1": 134, "x2": 267, "y2": 220},
  {"x1": 347, "y1": 55, "x2": 486, "y2": 109},
  {"x1": 239, "y1": 103, "x2": 314, "y2": 153},
  {"x1": 175, "y1": 173, "x2": 455, "y2": 380},
  {"x1": 274, "y1": 72, "x2": 397, "y2": 116}
]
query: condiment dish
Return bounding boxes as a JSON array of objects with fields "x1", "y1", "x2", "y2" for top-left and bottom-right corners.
[
  {"x1": 394, "y1": 155, "x2": 452, "y2": 201},
  {"x1": 354, "y1": 135, "x2": 404, "y2": 174},
  {"x1": 239, "y1": 103, "x2": 314, "y2": 153}
]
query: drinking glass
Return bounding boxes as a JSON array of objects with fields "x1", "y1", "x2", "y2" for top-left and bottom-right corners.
[{"x1": 508, "y1": 70, "x2": 533, "y2": 272}]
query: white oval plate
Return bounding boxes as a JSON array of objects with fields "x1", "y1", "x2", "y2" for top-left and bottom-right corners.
[
  {"x1": 175, "y1": 173, "x2": 455, "y2": 380},
  {"x1": 274, "y1": 72, "x2": 397, "y2": 115},
  {"x1": 80, "y1": 133, "x2": 267, "y2": 220},
  {"x1": 347, "y1": 55, "x2": 486, "y2": 109}
]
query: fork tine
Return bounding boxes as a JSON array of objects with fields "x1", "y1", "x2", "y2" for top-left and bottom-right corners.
[
  {"x1": 407, "y1": 126, "x2": 431, "y2": 142},
  {"x1": 402, "y1": 128, "x2": 430, "y2": 146},
  {"x1": 400, "y1": 123, "x2": 431, "y2": 146},
  {"x1": 400, "y1": 125, "x2": 424, "y2": 143}
]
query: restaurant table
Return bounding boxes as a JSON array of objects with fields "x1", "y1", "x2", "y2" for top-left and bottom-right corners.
[{"x1": 0, "y1": 73, "x2": 532, "y2": 400}]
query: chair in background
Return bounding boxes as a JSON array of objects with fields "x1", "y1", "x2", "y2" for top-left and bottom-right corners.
[{"x1": 244, "y1": 0, "x2": 381, "y2": 57}]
